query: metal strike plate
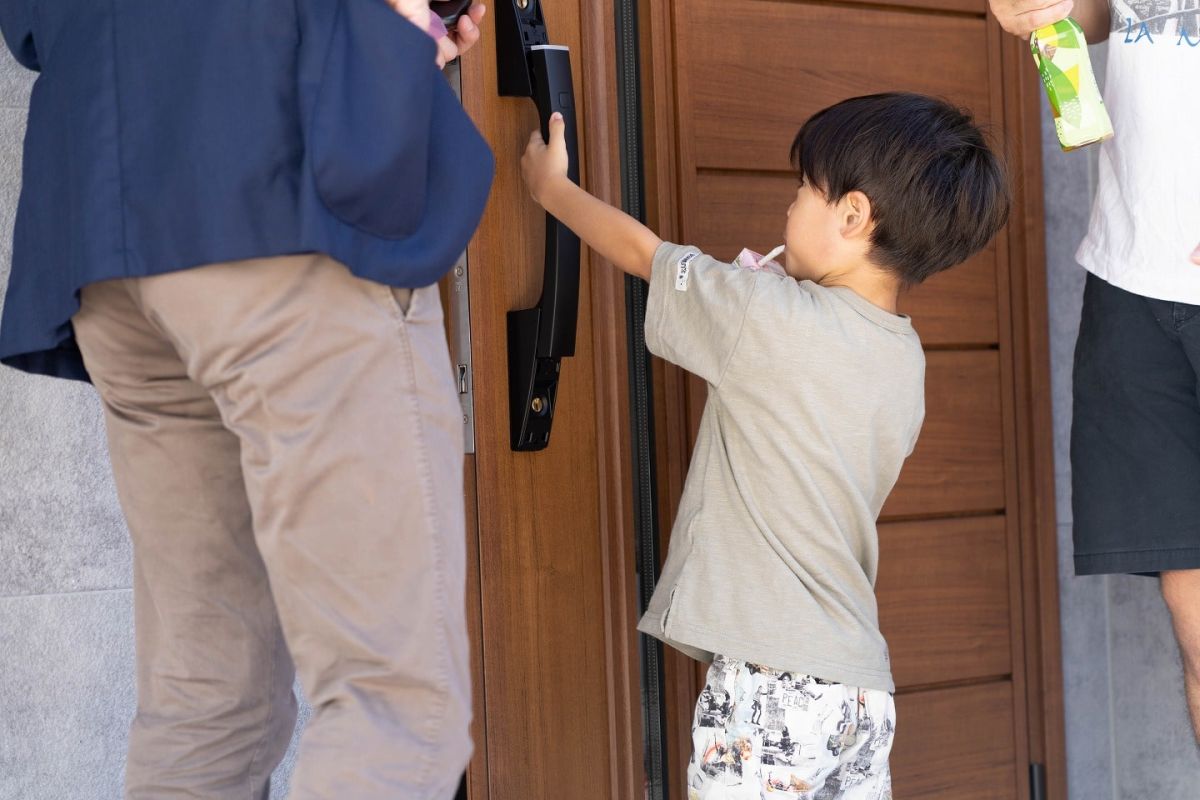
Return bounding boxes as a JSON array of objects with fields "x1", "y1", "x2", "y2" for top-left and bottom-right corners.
[{"x1": 445, "y1": 61, "x2": 476, "y2": 455}]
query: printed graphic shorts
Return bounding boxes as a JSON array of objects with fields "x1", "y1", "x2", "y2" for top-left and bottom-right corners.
[{"x1": 687, "y1": 655, "x2": 895, "y2": 800}]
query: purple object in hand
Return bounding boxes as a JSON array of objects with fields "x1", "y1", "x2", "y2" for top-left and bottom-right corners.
[{"x1": 426, "y1": 13, "x2": 448, "y2": 40}]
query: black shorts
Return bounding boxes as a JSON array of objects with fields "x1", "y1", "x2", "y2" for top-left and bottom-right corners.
[{"x1": 1072, "y1": 272, "x2": 1200, "y2": 576}]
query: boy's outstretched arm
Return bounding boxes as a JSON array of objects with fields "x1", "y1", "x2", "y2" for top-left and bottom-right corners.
[{"x1": 522, "y1": 113, "x2": 662, "y2": 282}]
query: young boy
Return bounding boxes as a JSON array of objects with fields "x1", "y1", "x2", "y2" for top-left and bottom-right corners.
[{"x1": 522, "y1": 92, "x2": 1010, "y2": 799}]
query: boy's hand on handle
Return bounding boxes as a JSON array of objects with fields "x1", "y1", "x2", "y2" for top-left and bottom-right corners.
[
  {"x1": 988, "y1": 0, "x2": 1074, "y2": 37},
  {"x1": 518, "y1": 111, "x2": 661, "y2": 281},
  {"x1": 522, "y1": 112, "x2": 570, "y2": 206}
]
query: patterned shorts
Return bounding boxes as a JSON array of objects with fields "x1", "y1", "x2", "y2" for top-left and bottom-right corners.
[{"x1": 687, "y1": 655, "x2": 896, "y2": 800}]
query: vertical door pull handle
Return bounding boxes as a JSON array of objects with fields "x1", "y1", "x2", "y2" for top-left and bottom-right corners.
[{"x1": 497, "y1": 0, "x2": 581, "y2": 451}]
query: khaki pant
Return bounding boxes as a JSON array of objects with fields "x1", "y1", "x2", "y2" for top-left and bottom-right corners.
[{"x1": 72, "y1": 254, "x2": 470, "y2": 799}]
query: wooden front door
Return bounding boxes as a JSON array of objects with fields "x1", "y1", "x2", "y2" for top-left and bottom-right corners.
[
  {"x1": 640, "y1": 0, "x2": 1066, "y2": 798},
  {"x1": 449, "y1": 0, "x2": 1065, "y2": 798}
]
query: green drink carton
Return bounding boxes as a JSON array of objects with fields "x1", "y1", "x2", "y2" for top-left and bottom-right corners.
[{"x1": 1031, "y1": 19, "x2": 1113, "y2": 151}]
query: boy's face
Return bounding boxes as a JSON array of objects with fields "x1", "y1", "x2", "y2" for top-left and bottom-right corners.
[{"x1": 783, "y1": 181, "x2": 843, "y2": 281}]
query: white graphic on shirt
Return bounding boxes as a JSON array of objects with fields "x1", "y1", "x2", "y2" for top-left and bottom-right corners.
[{"x1": 1111, "y1": 0, "x2": 1200, "y2": 46}]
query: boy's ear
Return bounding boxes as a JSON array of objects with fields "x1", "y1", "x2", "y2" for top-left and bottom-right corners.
[{"x1": 839, "y1": 190, "x2": 874, "y2": 241}]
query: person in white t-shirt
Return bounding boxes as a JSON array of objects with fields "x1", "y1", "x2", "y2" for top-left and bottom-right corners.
[{"x1": 992, "y1": 0, "x2": 1200, "y2": 744}]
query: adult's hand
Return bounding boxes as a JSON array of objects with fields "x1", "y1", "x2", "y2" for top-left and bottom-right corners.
[
  {"x1": 990, "y1": 0, "x2": 1110, "y2": 41},
  {"x1": 988, "y1": 0, "x2": 1074, "y2": 37},
  {"x1": 388, "y1": 1, "x2": 487, "y2": 68},
  {"x1": 1192, "y1": 242, "x2": 1200, "y2": 266}
]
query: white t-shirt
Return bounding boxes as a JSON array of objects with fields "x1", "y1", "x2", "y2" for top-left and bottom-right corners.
[{"x1": 1076, "y1": 2, "x2": 1200, "y2": 303}]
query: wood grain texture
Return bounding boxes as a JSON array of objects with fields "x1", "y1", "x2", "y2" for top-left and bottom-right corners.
[
  {"x1": 459, "y1": 1, "x2": 615, "y2": 795},
  {"x1": 578, "y1": 0, "x2": 645, "y2": 794},
  {"x1": 688, "y1": 171, "x2": 1000, "y2": 347},
  {"x1": 838, "y1": 0, "x2": 988, "y2": 14},
  {"x1": 893, "y1": 682, "x2": 1019, "y2": 799},
  {"x1": 884, "y1": 351, "x2": 1006, "y2": 518},
  {"x1": 676, "y1": 0, "x2": 992, "y2": 173},
  {"x1": 986, "y1": 23, "x2": 1036, "y2": 799},
  {"x1": 878, "y1": 516, "x2": 1012, "y2": 688},
  {"x1": 460, "y1": 459, "x2": 490, "y2": 799}
]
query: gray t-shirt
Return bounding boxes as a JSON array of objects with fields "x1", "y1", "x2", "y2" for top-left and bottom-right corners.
[{"x1": 636, "y1": 243, "x2": 925, "y2": 692}]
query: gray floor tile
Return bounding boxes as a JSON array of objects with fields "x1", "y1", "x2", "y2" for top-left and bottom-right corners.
[
  {"x1": 1055, "y1": 468, "x2": 1073, "y2": 528},
  {"x1": 0, "y1": 591, "x2": 308, "y2": 799},
  {"x1": 0, "y1": 368, "x2": 131, "y2": 596},
  {"x1": 0, "y1": 105, "x2": 25, "y2": 293},
  {"x1": 0, "y1": 104, "x2": 129, "y2": 597},
  {"x1": 1056, "y1": 557, "x2": 1114, "y2": 800},
  {"x1": 0, "y1": 49, "x2": 33, "y2": 109},
  {"x1": 1107, "y1": 575, "x2": 1200, "y2": 798},
  {"x1": 1040, "y1": 95, "x2": 1091, "y2": 489},
  {"x1": 0, "y1": 590, "x2": 135, "y2": 800},
  {"x1": 270, "y1": 687, "x2": 311, "y2": 799}
]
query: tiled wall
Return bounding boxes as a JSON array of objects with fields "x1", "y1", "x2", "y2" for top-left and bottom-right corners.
[{"x1": 0, "y1": 49, "x2": 306, "y2": 800}]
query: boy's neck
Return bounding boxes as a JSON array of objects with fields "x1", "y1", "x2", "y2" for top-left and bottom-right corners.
[{"x1": 818, "y1": 266, "x2": 903, "y2": 316}]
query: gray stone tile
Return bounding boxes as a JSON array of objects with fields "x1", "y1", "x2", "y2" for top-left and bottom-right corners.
[
  {"x1": 0, "y1": 88, "x2": 129, "y2": 600},
  {"x1": 1089, "y1": 42, "x2": 1109, "y2": 96},
  {"x1": 0, "y1": 368, "x2": 131, "y2": 597},
  {"x1": 0, "y1": 105, "x2": 25, "y2": 295},
  {"x1": 1056, "y1": 549, "x2": 1113, "y2": 800},
  {"x1": 1040, "y1": 92, "x2": 1092, "y2": 487},
  {"x1": 1084, "y1": 43, "x2": 1107, "y2": 197},
  {"x1": 0, "y1": 104, "x2": 131, "y2": 598},
  {"x1": 0, "y1": 590, "x2": 134, "y2": 800},
  {"x1": 0, "y1": 48, "x2": 34, "y2": 109},
  {"x1": 1107, "y1": 575, "x2": 1200, "y2": 798},
  {"x1": 1056, "y1": 468, "x2": 1073, "y2": 528},
  {"x1": 270, "y1": 686, "x2": 311, "y2": 799},
  {"x1": 0, "y1": 591, "x2": 309, "y2": 799}
]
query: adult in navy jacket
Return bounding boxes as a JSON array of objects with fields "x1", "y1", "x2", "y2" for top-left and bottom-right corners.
[{"x1": 0, "y1": 1, "x2": 494, "y2": 797}]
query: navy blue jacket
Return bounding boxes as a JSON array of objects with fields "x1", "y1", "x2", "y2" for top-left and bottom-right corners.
[{"x1": 0, "y1": 0, "x2": 494, "y2": 381}]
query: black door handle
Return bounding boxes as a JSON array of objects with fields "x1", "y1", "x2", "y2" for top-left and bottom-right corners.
[{"x1": 497, "y1": 0, "x2": 581, "y2": 451}]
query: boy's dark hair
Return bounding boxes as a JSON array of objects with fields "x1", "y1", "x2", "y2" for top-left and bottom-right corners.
[{"x1": 790, "y1": 92, "x2": 1010, "y2": 285}]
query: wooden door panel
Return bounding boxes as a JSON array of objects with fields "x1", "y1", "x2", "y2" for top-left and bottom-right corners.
[
  {"x1": 688, "y1": 172, "x2": 1000, "y2": 347},
  {"x1": 893, "y1": 682, "x2": 1019, "y2": 799},
  {"x1": 884, "y1": 351, "x2": 1006, "y2": 518},
  {"x1": 459, "y1": 1, "x2": 620, "y2": 795},
  {"x1": 900, "y1": 249, "x2": 1000, "y2": 348},
  {"x1": 878, "y1": 516, "x2": 1012, "y2": 688},
  {"x1": 677, "y1": 0, "x2": 991, "y2": 173},
  {"x1": 650, "y1": 0, "x2": 1065, "y2": 792},
  {"x1": 839, "y1": 0, "x2": 988, "y2": 14}
]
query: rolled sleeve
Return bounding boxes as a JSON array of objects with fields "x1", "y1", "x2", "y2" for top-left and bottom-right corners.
[{"x1": 645, "y1": 242, "x2": 758, "y2": 386}]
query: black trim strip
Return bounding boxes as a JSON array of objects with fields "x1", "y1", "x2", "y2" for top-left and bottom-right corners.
[{"x1": 614, "y1": 1, "x2": 669, "y2": 797}]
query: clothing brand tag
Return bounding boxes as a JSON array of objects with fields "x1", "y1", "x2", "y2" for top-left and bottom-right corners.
[{"x1": 675, "y1": 252, "x2": 698, "y2": 292}]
